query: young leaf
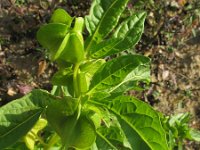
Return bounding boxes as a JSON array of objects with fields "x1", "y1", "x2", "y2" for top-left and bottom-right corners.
[
  {"x1": 50, "y1": 8, "x2": 73, "y2": 26},
  {"x1": 59, "y1": 32, "x2": 85, "y2": 63},
  {"x1": 36, "y1": 23, "x2": 69, "y2": 59},
  {"x1": 85, "y1": 0, "x2": 129, "y2": 51},
  {"x1": 88, "y1": 55, "x2": 149, "y2": 93},
  {"x1": 89, "y1": 96, "x2": 169, "y2": 150},
  {"x1": 89, "y1": 12, "x2": 146, "y2": 58},
  {"x1": 0, "y1": 89, "x2": 60, "y2": 149},
  {"x1": 80, "y1": 59, "x2": 105, "y2": 88}
]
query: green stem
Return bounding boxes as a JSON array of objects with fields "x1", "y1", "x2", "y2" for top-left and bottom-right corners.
[
  {"x1": 44, "y1": 133, "x2": 60, "y2": 150},
  {"x1": 73, "y1": 63, "x2": 80, "y2": 97},
  {"x1": 30, "y1": 131, "x2": 48, "y2": 147},
  {"x1": 178, "y1": 139, "x2": 183, "y2": 150}
]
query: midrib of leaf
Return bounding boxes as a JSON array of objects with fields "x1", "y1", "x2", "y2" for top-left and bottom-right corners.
[
  {"x1": 86, "y1": 0, "x2": 119, "y2": 52},
  {"x1": 108, "y1": 64, "x2": 148, "y2": 93},
  {"x1": 89, "y1": 60, "x2": 137, "y2": 94},
  {"x1": 0, "y1": 109, "x2": 42, "y2": 138},
  {"x1": 96, "y1": 131, "x2": 118, "y2": 150},
  {"x1": 115, "y1": 13, "x2": 144, "y2": 38},
  {"x1": 88, "y1": 100, "x2": 163, "y2": 150},
  {"x1": 110, "y1": 109, "x2": 153, "y2": 150}
]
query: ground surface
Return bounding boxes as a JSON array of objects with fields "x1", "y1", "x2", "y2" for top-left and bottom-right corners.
[{"x1": 0, "y1": 0, "x2": 200, "y2": 149}]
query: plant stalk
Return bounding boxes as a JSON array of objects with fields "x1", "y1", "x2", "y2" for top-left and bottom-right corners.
[{"x1": 73, "y1": 63, "x2": 80, "y2": 97}]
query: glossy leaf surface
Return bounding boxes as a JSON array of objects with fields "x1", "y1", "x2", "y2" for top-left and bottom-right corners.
[
  {"x1": 111, "y1": 62, "x2": 150, "y2": 93},
  {"x1": 85, "y1": 0, "x2": 129, "y2": 50},
  {"x1": 0, "y1": 90, "x2": 59, "y2": 149},
  {"x1": 89, "y1": 96, "x2": 169, "y2": 150},
  {"x1": 89, "y1": 12, "x2": 146, "y2": 58},
  {"x1": 89, "y1": 55, "x2": 150, "y2": 93}
]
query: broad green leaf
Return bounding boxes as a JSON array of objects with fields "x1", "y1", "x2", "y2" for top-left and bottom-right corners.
[
  {"x1": 50, "y1": 8, "x2": 73, "y2": 26},
  {"x1": 112, "y1": 12, "x2": 146, "y2": 50},
  {"x1": 96, "y1": 132, "x2": 118, "y2": 150},
  {"x1": 88, "y1": 55, "x2": 150, "y2": 93},
  {"x1": 59, "y1": 32, "x2": 85, "y2": 63},
  {"x1": 89, "y1": 12, "x2": 146, "y2": 58},
  {"x1": 110, "y1": 62, "x2": 150, "y2": 93},
  {"x1": 89, "y1": 96, "x2": 169, "y2": 150},
  {"x1": 24, "y1": 118, "x2": 47, "y2": 150},
  {"x1": 36, "y1": 23, "x2": 69, "y2": 59},
  {"x1": 0, "y1": 89, "x2": 59, "y2": 149},
  {"x1": 85, "y1": 0, "x2": 129, "y2": 51},
  {"x1": 46, "y1": 104, "x2": 96, "y2": 150},
  {"x1": 89, "y1": 38, "x2": 121, "y2": 58},
  {"x1": 96, "y1": 126, "x2": 130, "y2": 150}
]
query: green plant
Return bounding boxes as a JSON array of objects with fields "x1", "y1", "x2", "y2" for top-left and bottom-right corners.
[
  {"x1": 0, "y1": 1, "x2": 169, "y2": 150},
  {"x1": 163, "y1": 113, "x2": 200, "y2": 150}
]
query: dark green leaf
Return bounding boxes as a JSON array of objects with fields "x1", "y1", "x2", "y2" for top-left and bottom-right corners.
[{"x1": 0, "y1": 90, "x2": 59, "y2": 149}]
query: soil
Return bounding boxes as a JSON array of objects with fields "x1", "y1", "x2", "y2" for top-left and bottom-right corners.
[{"x1": 0, "y1": 0, "x2": 200, "y2": 149}]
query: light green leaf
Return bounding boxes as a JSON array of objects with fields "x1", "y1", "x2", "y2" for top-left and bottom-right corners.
[
  {"x1": 80, "y1": 59, "x2": 105, "y2": 88},
  {"x1": 85, "y1": 0, "x2": 129, "y2": 51},
  {"x1": 50, "y1": 8, "x2": 73, "y2": 26},
  {"x1": 0, "y1": 89, "x2": 59, "y2": 149},
  {"x1": 189, "y1": 129, "x2": 200, "y2": 142},
  {"x1": 36, "y1": 23, "x2": 69, "y2": 59},
  {"x1": 89, "y1": 96, "x2": 169, "y2": 150},
  {"x1": 89, "y1": 55, "x2": 150, "y2": 93},
  {"x1": 58, "y1": 32, "x2": 85, "y2": 63}
]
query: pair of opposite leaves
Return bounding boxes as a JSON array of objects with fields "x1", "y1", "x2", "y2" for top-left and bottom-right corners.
[{"x1": 37, "y1": 9, "x2": 85, "y2": 64}]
